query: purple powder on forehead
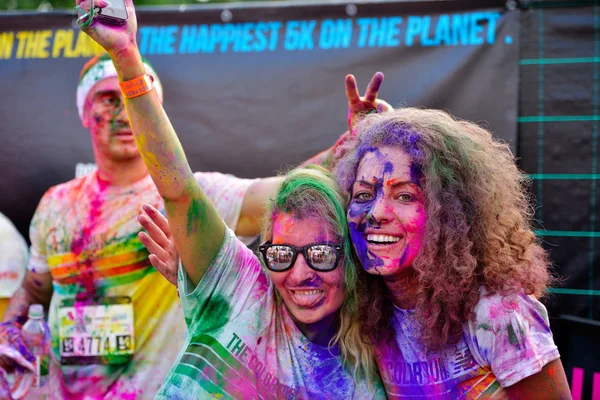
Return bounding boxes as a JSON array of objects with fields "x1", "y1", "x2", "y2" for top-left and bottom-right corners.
[
  {"x1": 410, "y1": 162, "x2": 422, "y2": 186},
  {"x1": 355, "y1": 146, "x2": 381, "y2": 164},
  {"x1": 383, "y1": 161, "x2": 394, "y2": 174},
  {"x1": 380, "y1": 124, "x2": 423, "y2": 160}
]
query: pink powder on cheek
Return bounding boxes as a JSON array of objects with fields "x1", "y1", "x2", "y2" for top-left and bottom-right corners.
[{"x1": 401, "y1": 206, "x2": 428, "y2": 233}]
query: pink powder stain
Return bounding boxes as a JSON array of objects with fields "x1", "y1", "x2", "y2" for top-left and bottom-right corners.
[
  {"x1": 88, "y1": 375, "x2": 104, "y2": 385},
  {"x1": 105, "y1": 379, "x2": 142, "y2": 400},
  {"x1": 487, "y1": 296, "x2": 520, "y2": 326},
  {"x1": 488, "y1": 302, "x2": 510, "y2": 322},
  {"x1": 70, "y1": 174, "x2": 108, "y2": 300},
  {"x1": 117, "y1": 389, "x2": 140, "y2": 400}
]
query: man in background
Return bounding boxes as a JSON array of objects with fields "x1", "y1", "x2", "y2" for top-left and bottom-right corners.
[{"x1": 0, "y1": 53, "x2": 279, "y2": 399}]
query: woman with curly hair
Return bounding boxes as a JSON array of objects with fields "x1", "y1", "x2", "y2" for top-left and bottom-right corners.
[{"x1": 335, "y1": 107, "x2": 571, "y2": 399}]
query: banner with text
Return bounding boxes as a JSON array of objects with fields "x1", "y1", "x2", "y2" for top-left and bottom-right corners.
[{"x1": 0, "y1": 0, "x2": 518, "y2": 238}]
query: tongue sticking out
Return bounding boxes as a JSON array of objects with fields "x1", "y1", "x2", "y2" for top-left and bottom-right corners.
[{"x1": 290, "y1": 289, "x2": 324, "y2": 307}]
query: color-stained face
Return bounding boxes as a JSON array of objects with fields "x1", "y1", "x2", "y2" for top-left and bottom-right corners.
[
  {"x1": 81, "y1": 76, "x2": 138, "y2": 163},
  {"x1": 269, "y1": 213, "x2": 345, "y2": 327},
  {"x1": 347, "y1": 146, "x2": 427, "y2": 277}
]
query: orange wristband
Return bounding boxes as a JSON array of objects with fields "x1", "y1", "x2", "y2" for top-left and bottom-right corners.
[{"x1": 119, "y1": 74, "x2": 155, "y2": 99}]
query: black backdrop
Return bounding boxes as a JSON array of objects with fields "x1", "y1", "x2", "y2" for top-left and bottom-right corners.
[
  {"x1": 518, "y1": 1, "x2": 599, "y2": 322},
  {"x1": 517, "y1": 3, "x2": 599, "y2": 396}
]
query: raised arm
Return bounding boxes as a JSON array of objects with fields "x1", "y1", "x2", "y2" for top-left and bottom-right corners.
[
  {"x1": 77, "y1": 0, "x2": 223, "y2": 286},
  {"x1": 136, "y1": 70, "x2": 392, "y2": 282}
]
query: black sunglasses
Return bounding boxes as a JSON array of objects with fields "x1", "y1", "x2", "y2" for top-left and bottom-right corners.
[{"x1": 259, "y1": 242, "x2": 343, "y2": 272}]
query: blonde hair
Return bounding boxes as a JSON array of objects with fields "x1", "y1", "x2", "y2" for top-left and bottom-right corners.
[{"x1": 261, "y1": 165, "x2": 380, "y2": 386}]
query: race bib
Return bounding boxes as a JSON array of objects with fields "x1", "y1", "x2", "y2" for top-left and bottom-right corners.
[{"x1": 58, "y1": 296, "x2": 135, "y2": 365}]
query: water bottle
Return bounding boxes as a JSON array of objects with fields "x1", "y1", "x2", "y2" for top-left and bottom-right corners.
[{"x1": 21, "y1": 304, "x2": 51, "y2": 399}]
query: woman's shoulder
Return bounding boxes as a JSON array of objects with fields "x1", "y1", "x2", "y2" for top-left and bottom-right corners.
[{"x1": 469, "y1": 286, "x2": 551, "y2": 331}]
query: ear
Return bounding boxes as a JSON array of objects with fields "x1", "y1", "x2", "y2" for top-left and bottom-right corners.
[{"x1": 81, "y1": 104, "x2": 90, "y2": 129}]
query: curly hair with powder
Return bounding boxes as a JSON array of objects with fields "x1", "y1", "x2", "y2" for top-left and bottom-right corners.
[{"x1": 335, "y1": 107, "x2": 553, "y2": 351}]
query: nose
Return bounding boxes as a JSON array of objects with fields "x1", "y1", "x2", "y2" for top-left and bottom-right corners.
[
  {"x1": 110, "y1": 94, "x2": 129, "y2": 122},
  {"x1": 367, "y1": 194, "x2": 392, "y2": 225},
  {"x1": 288, "y1": 253, "x2": 317, "y2": 283},
  {"x1": 114, "y1": 102, "x2": 128, "y2": 122}
]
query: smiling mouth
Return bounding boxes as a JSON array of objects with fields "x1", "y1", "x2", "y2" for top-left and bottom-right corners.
[
  {"x1": 367, "y1": 234, "x2": 401, "y2": 245},
  {"x1": 288, "y1": 289, "x2": 325, "y2": 308}
]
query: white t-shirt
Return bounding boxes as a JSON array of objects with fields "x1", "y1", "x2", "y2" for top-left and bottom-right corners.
[
  {"x1": 27, "y1": 171, "x2": 256, "y2": 399},
  {"x1": 193, "y1": 172, "x2": 257, "y2": 235},
  {"x1": 376, "y1": 288, "x2": 560, "y2": 399},
  {"x1": 156, "y1": 228, "x2": 386, "y2": 399},
  {"x1": 0, "y1": 212, "x2": 27, "y2": 298}
]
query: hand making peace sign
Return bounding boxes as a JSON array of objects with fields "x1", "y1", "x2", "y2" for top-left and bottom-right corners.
[{"x1": 345, "y1": 72, "x2": 392, "y2": 132}]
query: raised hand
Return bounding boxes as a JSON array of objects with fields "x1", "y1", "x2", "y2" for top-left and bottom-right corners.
[
  {"x1": 138, "y1": 204, "x2": 179, "y2": 286},
  {"x1": 75, "y1": 0, "x2": 137, "y2": 56},
  {"x1": 345, "y1": 72, "x2": 392, "y2": 131}
]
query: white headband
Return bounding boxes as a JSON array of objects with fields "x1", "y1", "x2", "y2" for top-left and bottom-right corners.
[{"x1": 76, "y1": 59, "x2": 163, "y2": 120}]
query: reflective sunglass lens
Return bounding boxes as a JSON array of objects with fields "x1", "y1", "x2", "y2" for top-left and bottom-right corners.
[
  {"x1": 307, "y1": 245, "x2": 338, "y2": 270},
  {"x1": 266, "y1": 246, "x2": 293, "y2": 271}
]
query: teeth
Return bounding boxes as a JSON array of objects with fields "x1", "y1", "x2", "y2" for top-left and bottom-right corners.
[
  {"x1": 293, "y1": 290, "x2": 322, "y2": 296},
  {"x1": 367, "y1": 234, "x2": 400, "y2": 243}
]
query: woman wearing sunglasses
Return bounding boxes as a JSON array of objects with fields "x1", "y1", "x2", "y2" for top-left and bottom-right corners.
[
  {"x1": 76, "y1": 0, "x2": 384, "y2": 397},
  {"x1": 139, "y1": 167, "x2": 383, "y2": 399}
]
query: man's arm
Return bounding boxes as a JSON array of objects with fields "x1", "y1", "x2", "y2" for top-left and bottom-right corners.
[
  {"x1": 235, "y1": 177, "x2": 281, "y2": 237},
  {"x1": 2, "y1": 271, "x2": 53, "y2": 324},
  {"x1": 0, "y1": 271, "x2": 53, "y2": 371}
]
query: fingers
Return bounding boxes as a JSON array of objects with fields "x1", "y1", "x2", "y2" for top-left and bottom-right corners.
[
  {"x1": 138, "y1": 213, "x2": 169, "y2": 249},
  {"x1": 143, "y1": 204, "x2": 172, "y2": 237},
  {"x1": 139, "y1": 232, "x2": 178, "y2": 285},
  {"x1": 138, "y1": 231, "x2": 170, "y2": 263},
  {"x1": 76, "y1": 0, "x2": 108, "y2": 29},
  {"x1": 376, "y1": 99, "x2": 393, "y2": 113},
  {"x1": 364, "y1": 71, "x2": 384, "y2": 103},
  {"x1": 345, "y1": 74, "x2": 361, "y2": 106},
  {"x1": 139, "y1": 206, "x2": 171, "y2": 249},
  {"x1": 148, "y1": 255, "x2": 177, "y2": 286},
  {"x1": 75, "y1": 0, "x2": 107, "y2": 13}
]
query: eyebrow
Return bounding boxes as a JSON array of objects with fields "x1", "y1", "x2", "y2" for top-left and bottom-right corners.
[{"x1": 353, "y1": 179, "x2": 418, "y2": 189}]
